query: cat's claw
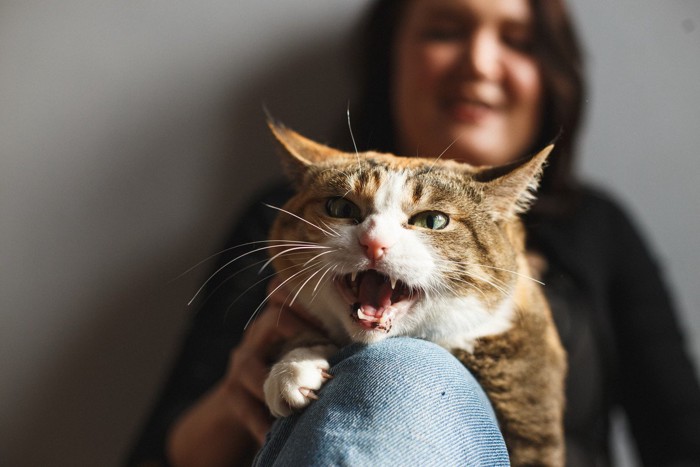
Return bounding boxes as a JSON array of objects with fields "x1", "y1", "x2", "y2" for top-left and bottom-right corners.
[
  {"x1": 263, "y1": 344, "x2": 337, "y2": 418},
  {"x1": 299, "y1": 387, "x2": 319, "y2": 400}
]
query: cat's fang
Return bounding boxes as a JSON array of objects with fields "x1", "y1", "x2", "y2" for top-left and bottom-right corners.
[
  {"x1": 390, "y1": 277, "x2": 398, "y2": 290},
  {"x1": 357, "y1": 308, "x2": 376, "y2": 322}
]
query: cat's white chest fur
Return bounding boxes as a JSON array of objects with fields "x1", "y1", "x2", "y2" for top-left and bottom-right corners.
[{"x1": 417, "y1": 295, "x2": 515, "y2": 352}]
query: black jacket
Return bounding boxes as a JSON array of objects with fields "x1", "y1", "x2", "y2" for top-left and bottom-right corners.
[{"x1": 127, "y1": 182, "x2": 700, "y2": 466}]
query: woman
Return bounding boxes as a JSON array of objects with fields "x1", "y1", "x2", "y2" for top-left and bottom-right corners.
[{"x1": 127, "y1": 0, "x2": 700, "y2": 465}]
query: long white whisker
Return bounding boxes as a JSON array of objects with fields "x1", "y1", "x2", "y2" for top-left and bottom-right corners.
[
  {"x1": 223, "y1": 261, "x2": 310, "y2": 317},
  {"x1": 470, "y1": 264, "x2": 545, "y2": 285},
  {"x1": 347, "y1": 103, "x2": 360, "y2": 158},
  {"x1": 428, "y1": 132, "x2": 465, "y2": 172},
  {"x1": 464, "y1": 272, "x2": 511, "y2": 297},
  {"x1": 193, "y1": 257, "x2": 275, "y2": 310},
  {"x1": 173, "y1": 239, "x2": 324, "y2": 282},
  {"x1": 314, "y1": 264, "x2": 336, "y2": 294},
  {"x1": 289, "y1": 263, "x2": 327, "y2": 307},
  {"x1": 259, "y1": 245, "x2": 331, "y2": 273},
  {"x1": 189, "y1": 243, "x2": 328, "y2": 306},
  {"x1": 302, "y1": 249, "x2": 336, "y2": 267},
  {"x1": 244, "y1": 263, "x2": 322, "y2": 329},
  {"x1": 320, "y1": 220, "x2": 341, "y2": 238},
  {"x1": 263, "y1": 203, "x2": 337, "y2": 238},
  {"x1": 433, "y1": 261, "x2": 512, "y2": 299},
  {"x1": 435, "y1": 258, "x2": 545, "y2": 286},
  {"x1": 308, "y1": 265, "x2": 339, "y2": 306}
]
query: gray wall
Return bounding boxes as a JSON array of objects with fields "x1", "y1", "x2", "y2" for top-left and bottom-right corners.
[{"x1": 1, "y1": 1, "x2": 698, "y2": 466}]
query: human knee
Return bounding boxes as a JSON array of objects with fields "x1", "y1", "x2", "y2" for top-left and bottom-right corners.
[{"x1": 329, "y1": 337, "x2": 485, "y2": 405}]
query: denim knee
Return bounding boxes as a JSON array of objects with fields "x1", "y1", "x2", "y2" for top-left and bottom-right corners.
[
  {"x1": 328, "y1": 336, "x2": 497, "y2": 422},
  {"x1": 256, "y1": 337, "x2": 508, "y2": 467}
]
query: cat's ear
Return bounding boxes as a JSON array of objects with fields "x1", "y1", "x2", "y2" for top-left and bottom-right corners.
[
  {"x1": 268, "y1": 119, "x2": 345, "y2": 183},
  {"x1": 474, "y1": 145, "x2": 554, "y2": 220}
]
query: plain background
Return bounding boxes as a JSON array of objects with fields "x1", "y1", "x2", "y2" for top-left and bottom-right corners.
[{"x1": 1, "y1": 1, "x2": 698, "y2": 466}]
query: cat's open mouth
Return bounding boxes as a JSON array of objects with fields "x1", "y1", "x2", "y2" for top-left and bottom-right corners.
[{"x1": 335, "y1": 270, "x2": 417, "y2": 333}]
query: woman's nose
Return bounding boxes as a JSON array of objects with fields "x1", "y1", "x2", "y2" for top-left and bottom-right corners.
[{"x1": 461, "y1": 30, "x2": 502, "y2": 80}]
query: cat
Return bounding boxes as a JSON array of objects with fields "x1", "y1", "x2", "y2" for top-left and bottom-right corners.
[{"x1": 261, "y1": 121, "x2": 566, "y2": 466}]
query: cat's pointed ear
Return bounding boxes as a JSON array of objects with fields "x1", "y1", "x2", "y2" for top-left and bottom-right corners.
[
  {"x1": 268, "y1": 119, "x2": 345, "y2": 183},
  {"x1": 474, "y1": 144, "x2": 554, "y2": 220}
]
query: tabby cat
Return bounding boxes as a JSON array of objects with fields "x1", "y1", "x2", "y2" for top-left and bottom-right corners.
[{"x1": 261, "y1": 121, "x2": 566, "y2": 466}]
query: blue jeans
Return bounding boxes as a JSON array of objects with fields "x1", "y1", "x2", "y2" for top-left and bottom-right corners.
[{"x1": 254, "y1": 337, "x2": 509, "y2": 466}]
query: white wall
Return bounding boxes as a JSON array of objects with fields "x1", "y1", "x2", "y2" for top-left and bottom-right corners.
[{"x1": 1, "y1": 1, "x2": 698, "y2": 466}]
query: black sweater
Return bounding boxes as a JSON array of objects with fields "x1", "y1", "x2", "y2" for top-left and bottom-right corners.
[{"x1": 126, "y1": 183, "x2": 700, "y2": 466}]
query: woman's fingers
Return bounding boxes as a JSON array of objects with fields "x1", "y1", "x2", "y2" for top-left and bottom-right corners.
[
  {"x1": 236, "y1": 351, "x2": 268, "y2": 402},
  {"x1": 233, "y1": 385, "x2": 273, "y2": 445},
  {"x1": 222, "y1": 279, "x2": 331, "y2": 443}
]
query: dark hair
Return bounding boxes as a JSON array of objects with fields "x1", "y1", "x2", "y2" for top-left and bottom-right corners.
[{"x1": 349, "y1": 0, "x2": 586, "y2": 212}]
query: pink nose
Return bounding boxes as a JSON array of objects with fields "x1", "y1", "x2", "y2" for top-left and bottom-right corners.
[{"x1": 359, "y1": 234, "x2": 392, "y2": 262}]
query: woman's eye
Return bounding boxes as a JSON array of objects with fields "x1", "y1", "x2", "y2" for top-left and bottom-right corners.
[
  {"x1": 502, "y1": 28, "x2": 534, "y2": 53},
  {"x1": 409, "y1": 211, "x2": 450, "y2": 230},
  {"x1": 326, "y1": 197, "x2": 361, "y2": 220},
  {"x1": 422, "y1": 26, "x2": 463, "y2": 41},
  {"x1": 420, "y1": 19, "x2": 465, "y2": 42}
]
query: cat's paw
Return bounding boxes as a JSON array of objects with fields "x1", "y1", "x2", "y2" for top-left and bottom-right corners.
[{"x1": 263, "y1": 345, "x2": 335, "y2": 418}]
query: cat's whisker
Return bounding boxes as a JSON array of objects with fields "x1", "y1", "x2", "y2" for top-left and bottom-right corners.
[
  {"x1": 427, "y1": 132, "x2": 465, "y2": 172},
  {"x1": 289, "y1": 262, "x2": 329, "y2": 307},
  {"x1": 263, "y1": 203, "x2": 338, "y2": 238},
  {"x1": 457, "y1": 267, "x2": 509, "y2": 290},
  {"x1": 480, "y1": 265, "x2": 544, "y2": 286},
  {"x1": 313, "y1": 264, "x2": 337, "y2": 295},
  {"x1": 245, "y1": 262, "x2": 324, "y2": 330},
  {"x1": 447, "y1": 276, "x2": 490, "y2": 301},
  {"x1": 442, "y1": 260, "x2": 545, "y2": 286},
  {"x1": 223, "y1": 263, "x2": 315, "y2": 324},
  {"x1": 433, "y1": 259, "x2": 532, "y2": 298},
  {"x1": 435, "y1": 263, "x2": 512, "y2": 299},
  {"x1": 173, "y1": 239, "x2": 325, "y2": 282},
  {"x1": 274, "y1": 274, "x2": 323, "y2": 328},
  {"x1": 193, "y1": 256, "x2": 279, "y2": 311},
  {"x1": 427, "y1": 275, "x2": 486, "y2": 301},
  {"x1": 274, "y1": 253, "x2": 336, "y2": 307},
  {"x1": 302, "y1": 249, "x2": 336, "y2": 267},
  {"x1": 319, "y1": 220, "x2": 341, "y2": 238},
  {"x1": 259, "y1": 245, "x2": 332, "y2": 274},
  {"x1": 188, "y1": 243, "x2": 328, "y2": 306},
  {"x1": 346, "y1": 104, "x2": 362, "y2": 173},
  {"x1": 307, "y1": 265, "x2": 340, "y2": 306},
  {"x1": 223, "y1": 260, "x2": 313, "y2": 316},
  {"x1": 463, "y1": 273, "x2": 511, "y2": 298},
  {"x1": 209, "y1": 251, "x2": 331, "y2": 312}
]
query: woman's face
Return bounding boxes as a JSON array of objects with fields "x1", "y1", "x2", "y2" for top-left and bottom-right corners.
[{"x1": 392, "y1": 0, "x2": 542, "y2": 166}]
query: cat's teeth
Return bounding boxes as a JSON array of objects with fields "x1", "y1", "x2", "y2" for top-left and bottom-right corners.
[
  {"x1": 351, "y1": 271, "x2": 358, "y2": 283},
  {"x1": 357, "y1": 308, "x2": 374, "y2": 321},
  {"x1": 390, "y1": 277, "x2": 397, "y2": 290}
]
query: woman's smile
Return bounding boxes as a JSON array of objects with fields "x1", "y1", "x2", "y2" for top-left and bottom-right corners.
[{"x1": 392, "y1": 0, "x2": 542, "y2": 166}]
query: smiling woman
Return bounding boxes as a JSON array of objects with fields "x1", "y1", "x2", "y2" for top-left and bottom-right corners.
[{"x1": 392, "y1": 0, "x2": 543, "y2": 166}]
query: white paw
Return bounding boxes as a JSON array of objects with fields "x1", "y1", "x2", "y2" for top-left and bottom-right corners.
[{"x1": 263, "y1": 345, "x2": 335, "y2": 418}]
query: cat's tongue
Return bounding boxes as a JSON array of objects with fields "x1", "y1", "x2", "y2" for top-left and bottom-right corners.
[{"x1": 356, "y1": 271, "x2": 395, "y2": 329}]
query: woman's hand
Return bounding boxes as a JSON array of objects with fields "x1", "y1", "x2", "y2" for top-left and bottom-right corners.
[
  {"x1": 167, "y1": 279, "x2": 324, "y2": 467},
  {"x1": 223, "y1": 278, "x2": 324, "y2": 443}
]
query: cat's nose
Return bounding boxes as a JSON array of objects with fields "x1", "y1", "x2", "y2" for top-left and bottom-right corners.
[{"x1": 359, "y1": 235, "x2": 393, "y2": 262}]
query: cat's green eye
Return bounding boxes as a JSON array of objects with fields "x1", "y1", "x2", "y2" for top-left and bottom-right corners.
[
  {"x1": 410, "y1": 211, "x2": 449, "y2": 230},
  {"x1": 326, "y1": 197, "x2": 361, "y2": 220}
]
